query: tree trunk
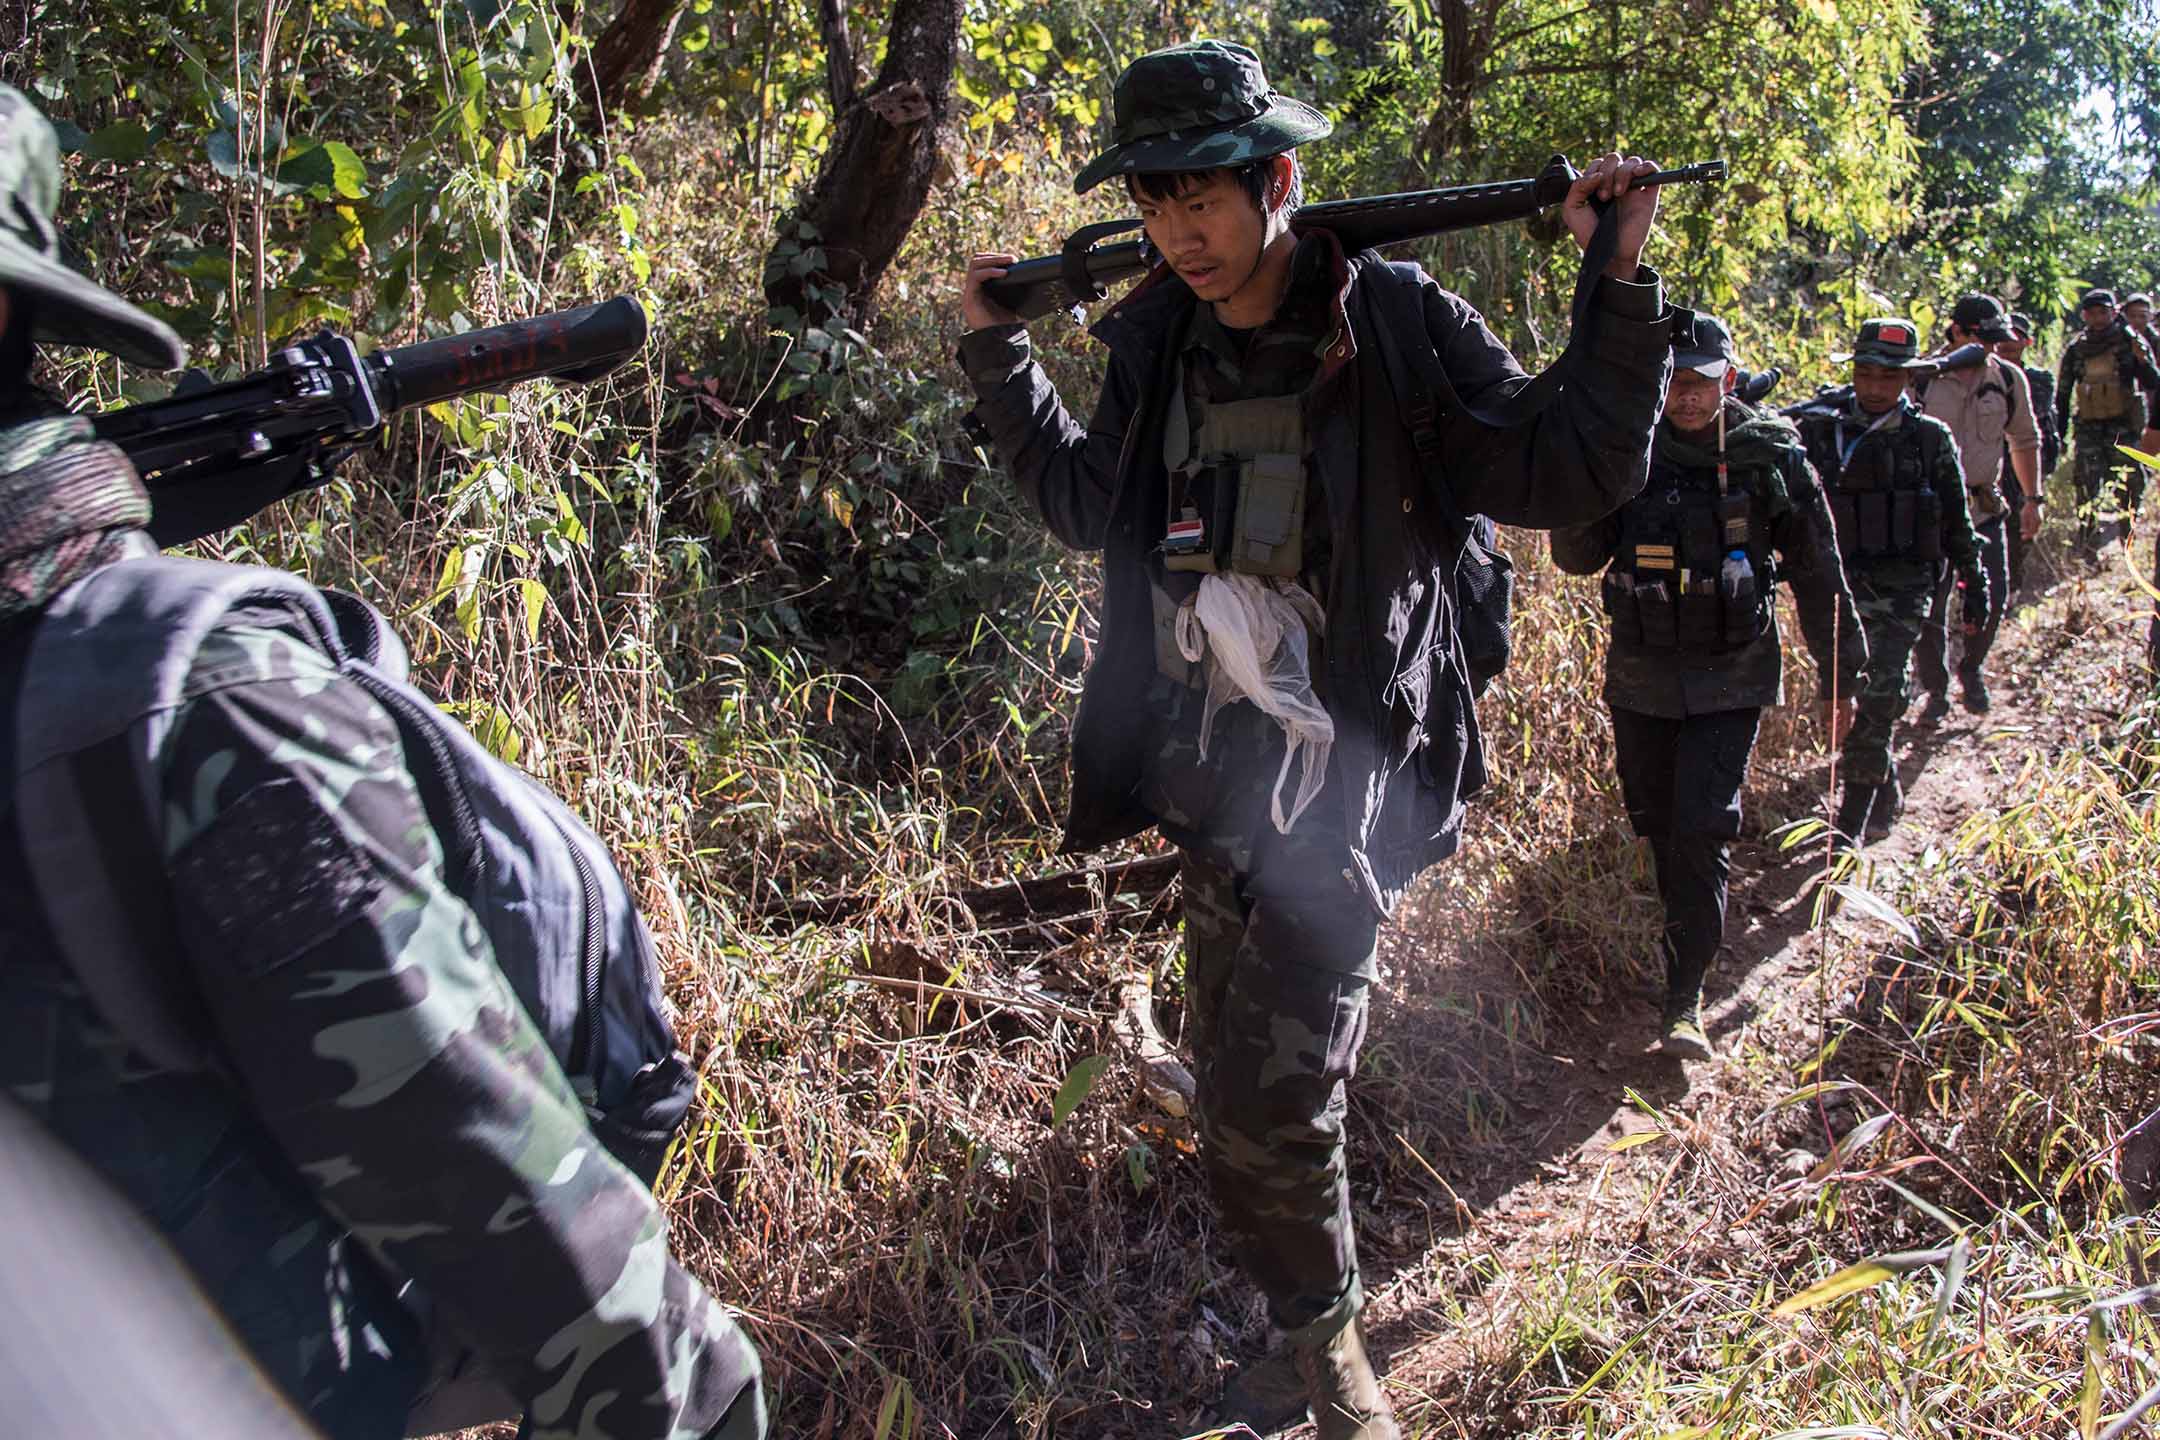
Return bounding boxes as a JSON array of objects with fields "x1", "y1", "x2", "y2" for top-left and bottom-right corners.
[
  {"x1": 1416, "y1": 0, "x2": 1491, "y2": 176},
  {"x1": 761, "y1": 0, "x2": 961, "y2": 327},
  {"x1": 581, "y1": 0, "x2": 690, "y2": 120}
]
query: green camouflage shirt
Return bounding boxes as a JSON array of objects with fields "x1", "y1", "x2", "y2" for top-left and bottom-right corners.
[
  {"x1": 2056, "y1": 320, "x2": 2160, "y2": 431},
  {"x1": 1794, "y1": 389, "x2": 1982, "y2": 594},
  {"x1": 1, "y1": 611, "x2": 763, "y2": 1440}
]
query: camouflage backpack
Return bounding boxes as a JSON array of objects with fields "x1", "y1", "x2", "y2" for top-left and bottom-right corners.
[
  {"x1": 1, "y1": 554, "x2": 698, "y2": 1427},
  {"x1": 4, "y1": 553, "x2": 695, "y2": 1178}
]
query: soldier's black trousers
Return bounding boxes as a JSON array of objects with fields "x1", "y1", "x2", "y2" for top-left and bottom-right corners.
[
  {"x1": 2003, "y1": 470, "x2": 2031, "y2": 595},
  {"x1": 1609, "y1": 705, "x2": 1762, "y2": 1010},
  {"x1": 1916, "y1": 515, "x2": 2007, "y2": 695}
]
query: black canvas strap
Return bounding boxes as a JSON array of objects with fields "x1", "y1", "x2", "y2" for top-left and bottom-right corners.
[{"x1": 1364, "y1": 199, "x2": 1630, "y2": 548}]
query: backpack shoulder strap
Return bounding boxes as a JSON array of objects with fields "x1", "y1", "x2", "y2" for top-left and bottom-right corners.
[{"x1": 12, "y1": 557, "x2": 345, "y2": 1072}]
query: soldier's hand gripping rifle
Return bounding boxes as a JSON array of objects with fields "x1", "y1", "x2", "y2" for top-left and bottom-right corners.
[
  {"x1": 982, "y1": 156, "x2": 1728, "y2": 322},
  {"x1": 92, "y1": 296, "x2": 649, "y2": 546}
]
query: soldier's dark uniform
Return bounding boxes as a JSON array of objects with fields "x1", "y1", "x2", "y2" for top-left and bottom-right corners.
[
  {"x1": 2057, "y1": 290, "x2": 2160, "y2": 552},
  {"x1": 959, "y1": 40, "x2": 1672, "y2": 1439},
  {"x1": 1791, "y1": 319, "x2": 1985, "y2": 843},
  {"x1": 1554, "y1": 313, "x2": 1865, "y2": 1056},
  {"x1": 1999, "y1": 312, "x2": 2060, "y2": 596},
  {"x1": 0, "y1": 86, "x2": 763, "y2": 1440}
]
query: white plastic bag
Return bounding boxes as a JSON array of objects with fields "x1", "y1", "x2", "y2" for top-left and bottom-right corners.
[{"x1": 1174, "y1": 572, "x2": 1333, "y2": 833}]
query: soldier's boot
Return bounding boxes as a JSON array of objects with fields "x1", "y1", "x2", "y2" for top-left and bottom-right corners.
[
  {"x1": 1865, "y1": 774, "x2": 1903, "y2": 843},
  {"x1": 1660, "y1": 993, "x2": 1715, "y2": 1061},
  {"x1": 1958, "y1": 666, "x2": 1991, "y2": 713},
  {"x1": 1217, "y1": 1342, "x2": 1312, "y2": 1435},
  {"x1": 1833, "y1": 782, "x2": 1877, "y2": 851},
  {"x1": 1298, "y1": 1319, "x2": 1400, "y2": 1440},
  {"x1": 1916, "y1": 690, "x2": 1953, "y2": 727}
]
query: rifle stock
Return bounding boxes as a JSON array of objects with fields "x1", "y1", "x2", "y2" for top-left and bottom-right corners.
[
  {"x1": 982, "y1": 157, "x2": 1727, "y2": 322},
  {"x1": 94, "y1": 297, "x2": 649, "y2": 546}
]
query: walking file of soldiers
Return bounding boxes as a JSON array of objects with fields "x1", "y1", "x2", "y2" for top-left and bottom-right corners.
[{"x1": 2, "y1": 32, "x2": 2151, "y2": 1440}]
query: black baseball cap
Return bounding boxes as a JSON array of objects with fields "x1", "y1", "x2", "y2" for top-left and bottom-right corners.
[
  {"x1": 2007, "y1": 312, "x2": 2035, "y2": 339},
  {"x1": 2081, "y1": 288, "x2": 2117, "y2": 310},
  {"x1": 1949, "y1": 294, "x2": 2012, "y2": 342},
  {"x1": 1670, "y1": 309, "x2": 1735, "y2": 377}
]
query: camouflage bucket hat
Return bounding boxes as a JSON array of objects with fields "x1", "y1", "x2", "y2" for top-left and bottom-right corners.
[
  {"x1": 0, "y1": 84, "x2": 185, "y2": 369},
  {"x1": 1072, "y1": 40, "x2": 1333, "y2": 195},
  {"x1": 1836, "y1": 317, "x2": 1925, "y2": 369}
]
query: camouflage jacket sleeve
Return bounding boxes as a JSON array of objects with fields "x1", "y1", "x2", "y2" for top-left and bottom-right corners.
[
  {"x1": 1768, "y1": 446, "x2": 1867, "y2": 694},
  {"x1": 2056, "y1": 347, "x2": 2077, "y2": 433},
  {"x1": 1548, "y1": 511, "x2": 1619, "y2": 575},
  {"x1": 154, "y1": 621, "x2": 764, "y2": 1440}
]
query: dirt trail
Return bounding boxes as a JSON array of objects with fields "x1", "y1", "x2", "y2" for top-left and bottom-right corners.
[{"x1": 1332, "y1": 535, "x2": 2154, "y2": 1433}]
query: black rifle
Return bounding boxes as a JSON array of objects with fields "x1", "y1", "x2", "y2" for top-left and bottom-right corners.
[
  {"x1": 94, "y1": 297, "x2": 649, "y2": 546},
  {"x1": 982, "y1": 156, "x2": 1728, "y2": 322},
  {"x1": 1912, "y1": 342, "x2": 1991, "y2": 382},
  {"x1": 1736, "y1": 366, "x2": 1782, "y2": 405}
]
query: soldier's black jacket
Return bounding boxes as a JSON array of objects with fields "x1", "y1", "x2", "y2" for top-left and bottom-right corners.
[
  {"x1": 1551, "y1": 399, "x2": 1867, "y2": 717},
  {"x1": 959, "y1": 236, "x2": 1672, "y2": 914},
  {"x1": 2019, "y1": 363, "x2": 2060, "y2": 479}
]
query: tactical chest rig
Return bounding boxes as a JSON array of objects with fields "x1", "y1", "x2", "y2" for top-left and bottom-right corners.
[
  {"x1": 1810, "y1": 408, "x2": 1944, "y2": 564},
  {"x1": 1159, "y1": 362, "x2": 1310, "y2": 579},
  {"x1": 2073, "y1": 328, "x2": 2136, "y2": 423},
  {"x1": 1600, "y1": 450, "x2": 1774, "y2": 653}
]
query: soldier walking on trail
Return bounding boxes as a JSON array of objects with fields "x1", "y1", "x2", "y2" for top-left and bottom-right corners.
[
  {"x1": 1791, "y1": 319, "x2": 1987, "y2": 848},
  {"x1": 957, "y1": 39, "x2": 1675, "y2": 1439},
  {"x1": 1911, "y1": 294, "x2": 2040, "y2": 722},
  {"x1": 1993, "y1": 312, "x2": 2060, "y2": 596},
  {"x1": 2057, "y1": 288, "x2": 2160, "y2": 554},
  {"x1": 2121, "y1": 292, "x2": 2160, "y2": 455},
  {"x1": 1552, "y1": 312, "x2": 1866, "y2": 1062},
  {"x1": 0, "y1": 87, "x2": 765, "y2": 1440}
]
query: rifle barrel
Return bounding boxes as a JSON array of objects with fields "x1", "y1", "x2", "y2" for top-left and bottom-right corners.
[
  {"x1": 981, "y1": 157, "x2": 1727, "y2": 321},
  {"x1": 375, "y1": 296, "x2": 649, "y2": 412}
]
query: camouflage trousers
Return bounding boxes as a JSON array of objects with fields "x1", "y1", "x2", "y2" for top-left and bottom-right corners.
[
  {"x1": 1916, "y1": 516, "x2": 2006, "y2": 696},
  {"x1": 2072, "y1": 416, "x2": 2147, "y2": 548},
  {"x1": 1142, "y1": 674, "x2": 1380, "y2": 1342},
  {"x1": 1182, "y1": 843, "x2": 1378, "y2": 1343},
  {"x1": 1840, "y1": 574, "x2": 1935, "y2": 787}
]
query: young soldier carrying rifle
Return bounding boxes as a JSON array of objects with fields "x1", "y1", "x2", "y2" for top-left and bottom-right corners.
[{"x1": 957, "y1": 38, "x2": 1675, "y2": 1439}]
